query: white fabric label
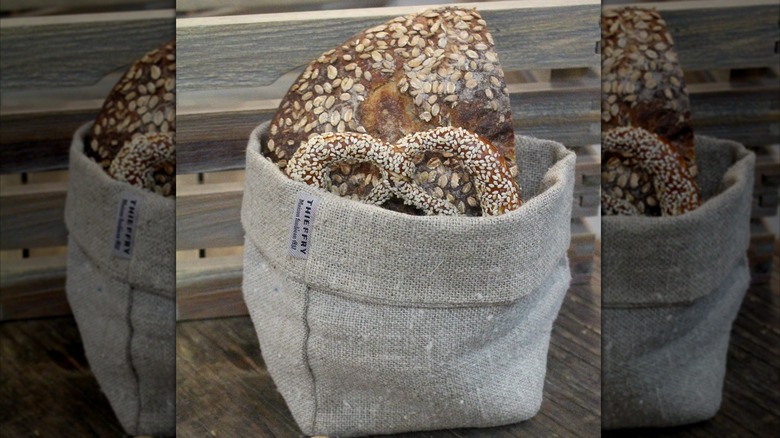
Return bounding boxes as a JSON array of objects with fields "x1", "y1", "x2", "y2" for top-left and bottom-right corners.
[
  {"x1": 288, "y1": 191, "x2": 319, "y2": 259},
  {"x1": 113, "y1": 191, "x2": 141, "y2": 259}
]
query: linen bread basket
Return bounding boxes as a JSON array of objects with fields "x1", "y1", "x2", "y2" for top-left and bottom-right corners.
[
  {"x1": 601, "y1": 136, "x2": 756, "y2": 429},
  {"x1": 241, "y1": 121, "x2": 577, "y2": 436},
  {"x1": 64, "y1": 122, "x2": 176, "y2": 436}
]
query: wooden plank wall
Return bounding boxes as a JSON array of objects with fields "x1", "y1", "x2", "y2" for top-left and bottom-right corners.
[{"x1": 0, "y1": 7, "x2": 175, "y2": 320}]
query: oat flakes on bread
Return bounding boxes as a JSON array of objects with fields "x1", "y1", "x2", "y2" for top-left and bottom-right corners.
[
  {"x1": 267, "y1": 7, "x2": 516, "y2": 215},
  {"x1": 601, "y1": 7, "x2": 700, "y2": 216},
  {"x1": 87, "y1": 40, "x2": 176, "y2": 197}
]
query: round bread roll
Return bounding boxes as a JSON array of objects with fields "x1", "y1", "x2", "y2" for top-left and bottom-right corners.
[
  {"x1": 87, "y1": 40, "x2": 175, "y2": 197},
  {"x1": 601, "y1": 7, "x2": 700, "y2": 216},
  {"x1": 267, "y1": 7, "x2": 517, "y2": 215}
]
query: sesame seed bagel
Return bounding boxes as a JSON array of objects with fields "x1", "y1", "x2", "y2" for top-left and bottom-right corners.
[
  {"x1": 87, "y1": 40, "x2": 176, "y2": 197},
  {"x1": 602, "y1": 127, "x2": 700, "y2": 216},
  {"x1": 286, "y1": 127, "x2": 521, "y2": 216},
  {"x1": 267, "y1": 7, "x2": 516, "y2": 216},
  {"x1": 601, "y1": 7, "x2": 699, "y2": 216}
]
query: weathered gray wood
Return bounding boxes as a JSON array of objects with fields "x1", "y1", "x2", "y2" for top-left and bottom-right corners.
[
  {"x1": 0, "y1": 255, "x2": 68, "y2": 321},
  {"x1": 652, "y1": 0, "x2": 780, "y2": 71},
  {"x1": 0, "y1": 183, "x2": 67, "y2": 250},
  {"x1": 176, "y1": 0, "x2": 601, "y2": 92},
  {"x1": 0, "y1": 0, "x2": 171, "y2": 12},
  {"x1": 176, "y1": 182, "x2": 244, "y2": 250},
  {"x1": 0, "y1": 9, "x2": 175, "y2": 90},
  {"x1": 177, "y1": 81, "x2": 600, "y2": 173},
  {"x1": 177, "y1": 0, "x2": 334, "y2": 12},
  {"x1": 688, "y1": 79, "x2": 780, "y2": 146},
  {"x1": 0, "y1": 109, "x2": 95, "y2": 174},
  {"x1": 176, "y1": 255, "x2": 246, "y2": 321}
]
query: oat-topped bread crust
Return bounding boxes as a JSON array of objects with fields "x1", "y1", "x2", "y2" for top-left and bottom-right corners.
[
  {"x1": 87, "y1": 40, "x2": 176, "y2": 197},
  {"x1": 601, "y1": 7, "x2": 699, "y2": 216},
  {"x1": 267, "y1": 7, "x2": 515, "y2": 215}
]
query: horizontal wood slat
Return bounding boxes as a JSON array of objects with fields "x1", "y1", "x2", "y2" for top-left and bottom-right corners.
[
  {"x1": 688, "y1": 79, "x2": 780, "y2": 147},
  {"x1": 0, "y1": 110, "x2": 94, "y2": 174},
  {"x1": 176, "y1": 0, "x2": 601, "y2": 92},
  {"x1": 621, "y1": 0, "x2": 779, "y2": 71},
  {"x1": 0, "y1": 0, "x2": 172, "y2": 12},
  {"x1": 175, "y1": 255, "x2": 247, "y2": 320},
  {"x1": 0, "y1": 10, "x2": 175, "y2": 90},
  {"x1": 0, "y1": 255, "x2": 69, "y2": 321},
  {"x1": 0, "y1": 183, "x2": 67, "y2": 250}
]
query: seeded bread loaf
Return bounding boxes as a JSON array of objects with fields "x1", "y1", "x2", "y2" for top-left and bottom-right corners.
[
  {"x1": 601, "y1": 7, "x2": 700, "y2": 216},
  {"x1": 267, "y1": 7, "x2": 516, "y2": 215},
  {"x1": 87, "y1": 40, "x2": 176, "y2": 197}
]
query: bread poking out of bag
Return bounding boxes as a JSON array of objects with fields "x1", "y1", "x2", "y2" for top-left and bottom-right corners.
[
  {"x1": 267, "y1": 7, "x2": 517, "y2": 216},
  {"x1": 601, "y1": 7, "x2": 700, "y2": 216},
  {"x1": 87, "y1": 40, "x2": 176, "y2": 197}
]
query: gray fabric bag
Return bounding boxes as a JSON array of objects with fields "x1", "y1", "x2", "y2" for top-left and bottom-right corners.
[
  {"x1": 241, "y1": 122, "x2": 576, "y2": 436},
  {"x1": 64, "y1": 123, "x2": 175, "y2": 436},
  {"x1": 601, "y1": 136, "x2": 755, "y2": 429}
]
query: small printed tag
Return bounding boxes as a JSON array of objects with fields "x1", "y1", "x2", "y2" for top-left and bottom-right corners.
[
  {"x1": 288, "y1": 191, "x2": 319, "y2": 259},
  {"x1": 113, "y1": 192, "x2": 141, "y2": 259}
]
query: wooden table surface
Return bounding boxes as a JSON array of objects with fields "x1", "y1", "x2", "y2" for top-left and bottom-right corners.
[
  {"x1": 0, "y1": 317, "x2": 125, "y2": 437},
  {"x1": 175, "y1": 282, "x2": 602, "y2": 438}
]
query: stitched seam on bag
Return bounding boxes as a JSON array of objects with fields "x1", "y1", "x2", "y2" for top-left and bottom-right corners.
[
  {"x1": 126, "y1": 286, "x2": 142, "y2": 434},
  {"x1": 301, "y1": 284, "x2": 318, "y2": 433},
  {"x1": 66, "y1": 235, "x2": 172, "y2": 299}
]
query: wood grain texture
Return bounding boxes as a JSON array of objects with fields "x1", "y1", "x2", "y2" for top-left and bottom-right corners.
[
  {"x1": 0, "y1": 110, "x2": 94, "y2": 174},
  {"x1": 688, "y1": 79, "x2": 780, "y2": 147},
  {"x1": 176, "y1": 182, "x2": 244, "y2": 250},
  {"x1": 176, "y1": 0, "x2": 344, "y2": 12},
  {"x1": 176, "y1": 255, "x2": 247, "y2": 321},
  {"x1": 175, "y1": 282, "x2": 601, "y2": 436},
  {"x1": 0, "y1": 318, "x2": 126, "y2": 436},
  {"x1": 654, "y1": 0, "x2": 780, "y2": 71},
  {"x1": 175, "y1": 0, "x2": 601, "y2": 91},
  {"x1": 0, "y1": 10, "x2": 175, "y2": 90},
  {"x1": 0, "y1": 183, "x2": 67, "y2": 250},
  {"x1": 0, "y1": 0, "x2": 172, "y2": 12},
  {"x1": 0, "y1": 255, "x2": 68, "y2": 321}
]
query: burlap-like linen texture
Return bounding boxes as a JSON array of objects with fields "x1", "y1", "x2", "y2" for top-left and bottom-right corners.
[
  {"x1": 64, "y1": 123, "x2": 175, "y2": 436},
  {"x1": 241, "y1": 122, "x2": 577, "y2": 436},
  {"x1": 602, "y1": 136, "x2": 755, "y2": 429}
]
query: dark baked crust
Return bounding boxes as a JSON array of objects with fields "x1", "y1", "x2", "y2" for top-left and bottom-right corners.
[
  {"x1": 87, "y1": 40, "x2": 176, "y2": 196},
  {"x1": 267, "y1": 7, "x2": 516, "y2": 215},
  {"x1": 601, "y1": 7, "x2": 698, "y2": 216}
]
